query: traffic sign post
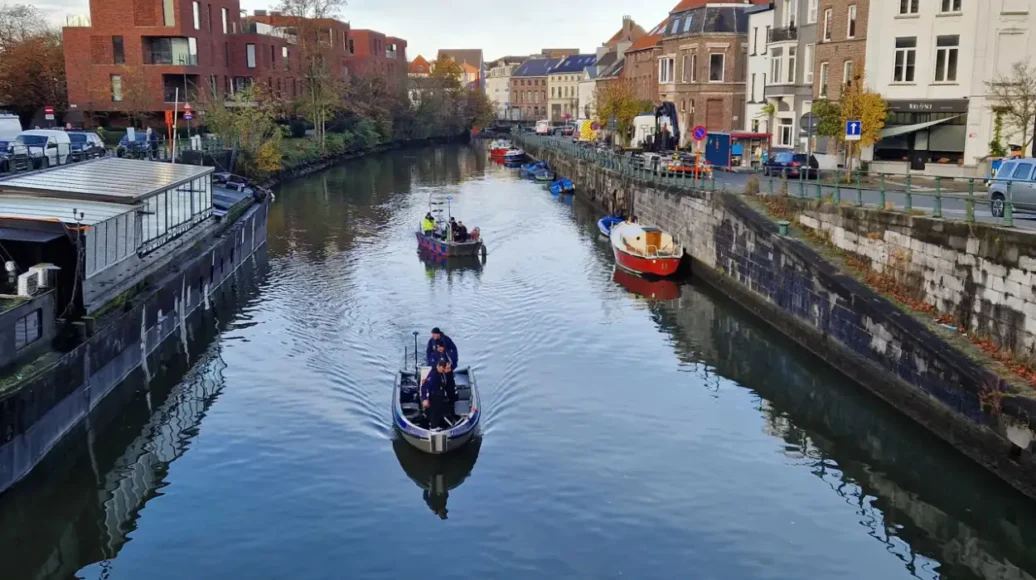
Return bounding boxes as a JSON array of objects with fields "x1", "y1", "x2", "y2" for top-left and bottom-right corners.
[
  {"x1": 692, "y1": 125, "x2": 707, "y2": 141},
  {"x1": 845, "y1": 120, "x2": 862, "y2": 141},
  {"x1": 800, "y1": 113, "x2": 819, "y2": 169},
  {"x1": 692, "y1": 126, "x2": 707, "y2": 178}
]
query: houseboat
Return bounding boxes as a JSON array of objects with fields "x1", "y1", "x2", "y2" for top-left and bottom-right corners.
[{"x1": 0, "y1": 157, "x2": 269, "y2": 494}]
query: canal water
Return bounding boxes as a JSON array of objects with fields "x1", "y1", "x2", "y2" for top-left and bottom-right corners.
[{"x1": 4, "y1": 143, "x2": 1036, "y2": 580}]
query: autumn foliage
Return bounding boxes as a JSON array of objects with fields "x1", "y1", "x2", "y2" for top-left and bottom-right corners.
[
  {"x1": 594, "y1": 79, "x2": 653, "y2": 146},
  {"x1": 0, "y1": 4, "x2": 65, "y2": 122}
]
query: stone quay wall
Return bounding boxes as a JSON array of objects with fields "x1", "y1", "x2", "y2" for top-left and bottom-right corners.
[{"x1": 525, "y1": 141, "x2": 1036, "y2": 499}]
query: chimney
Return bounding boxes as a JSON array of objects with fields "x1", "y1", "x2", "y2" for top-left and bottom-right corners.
[{"x1": 622, "y1": 15, "x2": 632, "y2": 37}]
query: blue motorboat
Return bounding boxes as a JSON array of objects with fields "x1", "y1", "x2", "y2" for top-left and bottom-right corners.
[
  {"x1": 533, "y1": 168, "x2": 555, "y2": 182},
  {"x1": 521, "y1": 161, "x2": 547, "y2": 175},
  {"x1": 549, "y1": 178, "x2": 575, "y2": 195},
  {"x1": 597, "y1": 215, "x2": 624, "y2": 237}
]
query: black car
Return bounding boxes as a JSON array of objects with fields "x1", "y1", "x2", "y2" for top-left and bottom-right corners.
[
  {"x1": 763, "y1": 152, "x2": 820, "y2": 179},
  {"x1": 68, "y1": 132, "x2": 106, "y2": 159}
]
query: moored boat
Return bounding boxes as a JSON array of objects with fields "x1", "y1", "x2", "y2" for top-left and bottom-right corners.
[
  {"x1": 597, "y1": 215, "x2": 623, "y2": 237},
  {"x1": 504, "y1": 148, "x2": 525, "y2": 162},
  {"x1": 533, "y1": 168, "x2": 555, "y2": 182},
  {"x1": 609, "y1": 221, "x2": 683, "y2": 277},
  {"x1": 393, "y1": 335, "x2": 481, "y2": 455},
  {"x1": 549, "y1": 178, "x2": 574, "y2": 195},
  {"x1": 489, "y1": 139, "x2": 512, "y2": 157}
]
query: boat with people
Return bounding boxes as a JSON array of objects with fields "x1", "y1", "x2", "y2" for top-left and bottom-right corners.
[
  {"x1": 549, "y1": 178, "x2": 575, "y2": 195},
  {"x1": 417, "y1": 194, "x2": 486, "y2": 258},
  {"x1": 597, "y1": 215, "x2": 624, "y2": 237},
  {"x1": 393, "y1": 331, "x2": 481, "y2": 454},
  {"x1": 609, "y1": 220, "x2": 683, "y2": 277}
]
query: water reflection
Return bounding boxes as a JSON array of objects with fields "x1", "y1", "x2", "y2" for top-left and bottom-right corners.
[
  {"x1": 393, "y1": 437, "x2": 481, "y2": 520},
  {"x1": 0, "y1": 250, "x2": 268, "y2": 580},
  {"x1": 647, "y1": 282, "x2": 1036, "y2": 580},
  {"x1": 417, "y1": 250, "x2": 485, "y2": 278},
  {"x1": 611, "y1": 266, "x2": 681, "y2": 301}
]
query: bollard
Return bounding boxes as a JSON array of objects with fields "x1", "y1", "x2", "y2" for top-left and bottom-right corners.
[
  {"x1": 1005, "y1": 181, "x2": 1015, "y2": 227},
  {"x1": 855, "y1": 169, "x2": 863, "y2": 206},
  {"x1": 966, "y1": 178, "x2": 975, "y2": 223},
  {"x1": 768, "y1": 171, "x2": 774, "y2": 194},
  {"x1": 879, "y1": 173, "x2": 886, "y2": 209},
  {"x1": 834, "y1": 176, "x2": 841, "y2": 204},
  {"x1": 904, "y1": 173, "x2": 912, "y2": 212},
  {"x1": 934, "y1": 176, "x2": 943, "y2": 218},
  {"x1": 777, "y1": 220, "x2": 790, "y2": 236},
  {"x1": 798, "y1": 171, "x2": 805, "y2": 198}
]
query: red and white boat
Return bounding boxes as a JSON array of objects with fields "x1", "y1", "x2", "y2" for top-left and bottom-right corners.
[
  {"x1": 489, "y1": 139, "x2": 512, "y2": 157},
  {"x1": 609, "y1": 221, "x2": 682, "y2": 277}
]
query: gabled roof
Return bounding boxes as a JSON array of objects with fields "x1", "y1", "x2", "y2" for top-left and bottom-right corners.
[
  {"x1": 599, "y1": 58, "x2": 625, "y2": 80},
  {"x1": 664, "y1": 1, "x2": 763, "y2": 38},
  {"x1": 605, "y1": 19, "x2": 647, "y2": 47},
  {"x1": 595, "y1": 51, "x2": 618, "y2": 70},
  {"x1": 627, "y1": 19, "x2": 667, "y2": 52},
  {"x1": 409, "y1": 55, "x2": 431, "y2": 74},
  {"x1": 548, "y1": 54, "x2": 597, "y2": 75},
  {"x1": 437, "y1": 49, "x2": 483, "y2": 67},
  {"x1": 513, "y1": 57, "x2": 561, "y2": 77}
]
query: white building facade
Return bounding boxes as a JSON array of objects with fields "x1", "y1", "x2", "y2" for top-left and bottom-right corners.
[
  {"x1": 745, "y1": 4, "x2": 774, "y2": 136},
  {"x1": 864, "y1": 0, "x2": 1036, "y2": 177},
  {"x1": 486, "y1": 62, "x2": 519, "y2": 120}
]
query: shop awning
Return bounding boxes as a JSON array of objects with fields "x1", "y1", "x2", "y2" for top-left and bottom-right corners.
[{"x1": 879, "y1": 115, "x2": 962, "y2": 139}]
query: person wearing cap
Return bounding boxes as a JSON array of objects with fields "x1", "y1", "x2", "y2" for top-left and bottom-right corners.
[
  {"x1": 420, "y1": 358, "x2": 451, "y2": 430},
  {"x1": 426, "y1": 327, "x2": 458, "y2": 368}
]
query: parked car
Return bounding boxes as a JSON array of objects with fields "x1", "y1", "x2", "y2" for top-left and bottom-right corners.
[
  {"x1": 116, "y1": 133, "x2": 152, "y2": 158},
  {"x1": 535, "y1": 120, "x2": 550, "y2": 135},
  {"x1": 15, "y1": 129, "x2": 71, "y2": 168},
  {"x1": 987, "y1": 157, "x2": 1036, "y2": 217},
  {"x1": 68, "y1": 132, "x2": 106, "y2": 159},
  {"x1": 762, "y1": 152, "x2": 820, "y2": 179},
  {"x1": 560, "y1": 124, "x2": 575, "y2": 137}
]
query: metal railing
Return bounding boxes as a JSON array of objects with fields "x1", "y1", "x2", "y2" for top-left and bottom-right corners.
[
  {"x1": 510, "y1": 132, "x2": 1023, "y2": 228},
  {"x1": 768, "y1": 26, "x2": 798, "y2": 43},
  {"x1": 0, "y1": 136, "x2": 227, "y2": 176}
]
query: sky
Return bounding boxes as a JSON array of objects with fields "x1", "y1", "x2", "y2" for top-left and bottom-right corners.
[{"x1": 37, "y1": 0, "x2": 670, "y2": 61}]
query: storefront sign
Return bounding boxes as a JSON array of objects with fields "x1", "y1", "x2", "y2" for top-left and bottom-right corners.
[{"x1": 886, "y1": 99, "x2": 969, "y2": 113}]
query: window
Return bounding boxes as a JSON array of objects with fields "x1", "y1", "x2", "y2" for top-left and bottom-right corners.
[
  {"x1": 283, "y1": 46, "x2": 289, "y2": 70},
  {"x1": 752, "y1": 119, "x2": 760, "y2": 132},
  {"x1": 770, "y1": 49, "x2": 782, "y2": 82},
  {"x1": 709, "y1": 53, "x2": 724, "y2": 81},
  {"x1": 112, "y1": 36, "x2": 124, "y2": 64},
  {"x1": 941, "y1": 0, "x2": 962, "y2": 11},
  {"x1": 271, "y1": 44, "x2": 275, "y2": 66},
  {"x1": 900, "y1": 0, "x2": 919, "y2": 14},
  {"x1": 893, "y1": 37, "x2": 917, "y2": 82},
  {"x1": 193, "y1": 1, "x2": 200, "y2": 30},
  {"x1": 808, "y1": 0, "x2": 819, "y2": 23},
  {"x1": 934, "y1": 35, "x2": 959, "y2": 82},
  {"x1": 1013, "y1": 163, "x2": 1033, "y2": 179},
  {"x1": 188, "y1": 37, "x2": 197, "y2": 65},
  {"x1": 764, "y1": 25, "x2": 770, "y2": 50},
  {"x1": 847, "y1": 5, "x2": 857, "y2": 38},
  {"x1": 221, "y1": 7, "x2": 227, "y2": 33},
  {"x1": 750, "y1": 73, "x2": 756, "y2": 100},
  {"x1": 683, "y1": 15, "x2": 694, "y2": 33},
  {"x1": 14, "y1": 310, "x2": 41, "y2": 350},
  {"x1": 752, "y1": 27, "x2": 759, "y2": 54},
  {"x1": 819, "y1": 62, "x2": 829, "y2": 96},
  {"x1": 787, "y1": 47, "x2": 796, "y2": 83},
  {"x1": 659, "y1": 57, "x2": 675, "y2": 83},
  {"x1": 246, "y1": 43, "x2": 256, "y2": 68},
  {"x1": 681, "y1": 55, "x2": 687, "y2": 82},
  {"x1": 779, "y1": 118, "x2": 793, "y2": 146},
  {"x1": 804, "y1": 44, "x2": 814, "y2": 83},
  {"x1": 843, "y1": 59, "x2": 854, "y2": 86},
  {"x1": 823, "y1": 9, "x2": 832, "y2": 41},
  {"x1": 785, "y1": 0, "x2": 798, "y2": 28},
  {"x1": 163, "y1": 0, "x2": 174, "y2": 26},
  {"x1": 207, "y1": 4, "x2": 211, "y2": 30},
  {"x1": 670, "y1": 17, "x2": 680, "y2": 34},
  {"x1": 691, "y1": 54, "x2": 698, "y2": 82},
  {"x1": 110, "y1": 74, "x2": 123, "y2": 102}
]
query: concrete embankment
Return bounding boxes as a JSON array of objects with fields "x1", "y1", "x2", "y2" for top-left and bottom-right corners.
[{"x1": 524, "y1": 141, "x2": 1036, "y2": 499}]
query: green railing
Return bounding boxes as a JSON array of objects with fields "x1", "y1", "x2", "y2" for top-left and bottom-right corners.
[{"x1": 510, "y1": 131, "x2": 1021, "y2": 228}]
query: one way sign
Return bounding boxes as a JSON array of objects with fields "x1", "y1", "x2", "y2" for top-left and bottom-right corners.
[{"x1": 845, "y1": 120, "x2": 862, "y2": 141}]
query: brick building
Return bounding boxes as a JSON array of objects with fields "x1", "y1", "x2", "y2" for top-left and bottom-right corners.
[
  {"x1": 814, "y1": 0, "x2": 868, "y2": 102},
  {"x1": 658, "y1": 0, "x2": 766, "y2": 145},
  {"x1": 249, "y1": 12, "x2": 352, "y2": 80},
  {"x1": 624, "y1": 20, "x2": 667, "y2": 104},
  {"x1": 63, "y1": 0, "x2": 300, "y2": 123},
  {"x1": 510, "y1": 58, "x2": 560, "y2": 121},
  {"x1": 346, "y1": 30, "x2": 408, "y2": 83}
]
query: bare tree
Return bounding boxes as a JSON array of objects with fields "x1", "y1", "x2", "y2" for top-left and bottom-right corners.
[
  {"x1": 0, "y1": 3, "x2": 50, "y2": 51},
  {"x1": 276, "y1": 0, "x2": 347, "y2": 152},
  {"x1": 986, "y1": 60, "x2": 1036, "y2": 155}
]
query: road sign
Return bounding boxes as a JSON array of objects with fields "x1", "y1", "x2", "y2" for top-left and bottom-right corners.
[
  {"x1": 591, "y1": 122, "x2": 600, "y2": 131},
  {"x1": 845, "y1": 120, "x2": 862, "y2": 141},
  {"x1": 800, "y1": 112, "x2": 819, "y2": 132},
  {"x1": 183, "y1": 111, "x2": 194, "y2": 121},
  {"x1": 692, "y1": 125, "x2": 707, "y2": 141},
  {"x1": 44, "y1": 106, "x2": 54, "y2": 121},
  {"x1": 183, "y1": 102, "x2": 192, "y2": 111}
]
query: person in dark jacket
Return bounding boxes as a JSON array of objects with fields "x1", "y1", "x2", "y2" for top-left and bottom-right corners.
[
  {"x1": 426, "y1": 327, "x2": 458, "y2": 367},
  {"x1": 420, "y1": 359, "x2": 451, "y2": 430},
  {"x1": 430, "y1": 341, "x2": 458, "y2": 403}
]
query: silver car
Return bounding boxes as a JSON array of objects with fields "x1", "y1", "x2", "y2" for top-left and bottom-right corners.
[{"x1": 989, "y1": 158, "x2": 1036, "y2": 217}]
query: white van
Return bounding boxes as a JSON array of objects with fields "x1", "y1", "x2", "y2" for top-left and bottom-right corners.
[
  {"x1": 0, "y1": 112, "x2": 22, "y2": 141},
  {"x1": 632, "y1": 114, "x2": 672, "y2": 149},
  {"x1": 15, "y1": 129, "x2": 71, "y2": 168}
]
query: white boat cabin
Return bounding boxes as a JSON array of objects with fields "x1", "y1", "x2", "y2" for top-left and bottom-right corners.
[{"x1": 614, "y1": 223, "x2": 680, "y2": 257}]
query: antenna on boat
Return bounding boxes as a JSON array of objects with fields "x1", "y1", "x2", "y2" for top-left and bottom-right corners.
[{"x1": 412, "y1": 331, "x2": 420, "y2": 372}]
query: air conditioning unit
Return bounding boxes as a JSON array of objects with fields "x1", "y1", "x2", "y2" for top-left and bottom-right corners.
[
  {"x1": 28, "y1": 263, "x2": 60, "y2": 290},
  {"x1": 17, "y1": 271, "x2": 38, "y2": 297}
]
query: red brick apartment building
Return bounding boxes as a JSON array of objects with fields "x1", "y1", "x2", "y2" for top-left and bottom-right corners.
[
  {"x1": 63, "y1": 0, "x2": 406, "y2": 125},
  {"x1": 346, "y1": 30, "x2": 407, "y2": 82}
]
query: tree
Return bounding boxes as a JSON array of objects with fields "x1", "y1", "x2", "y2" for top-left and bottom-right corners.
[
  {"x1": 594, "y1": 79, "x2": 652, "y2": 146},
  {"x1": 989, "y1": 108, "x2": 1008, "y2": 158},
  {"x1": 811, "y1": 99, "x2": 843, "y2": 140},
  {"x1": 986, "y1": 60, "x2": 1036, "y2": 156},
  {"x1": 277, "y1": 0, "x2": 347, "y2": 153},
  {"x1": 0, "y1": 5, "x2": 64, "y2": 123},
  {"x1": 839, "y1": 74, "x2": 888, "y2": 176},
  {"x1": 201, "y1": 84, "x2": 283, "y2": 180}
]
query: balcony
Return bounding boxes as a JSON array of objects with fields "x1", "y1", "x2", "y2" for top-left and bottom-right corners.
[{"x1": 768, "y1": 26, "x2": 798, "y2": 43}]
